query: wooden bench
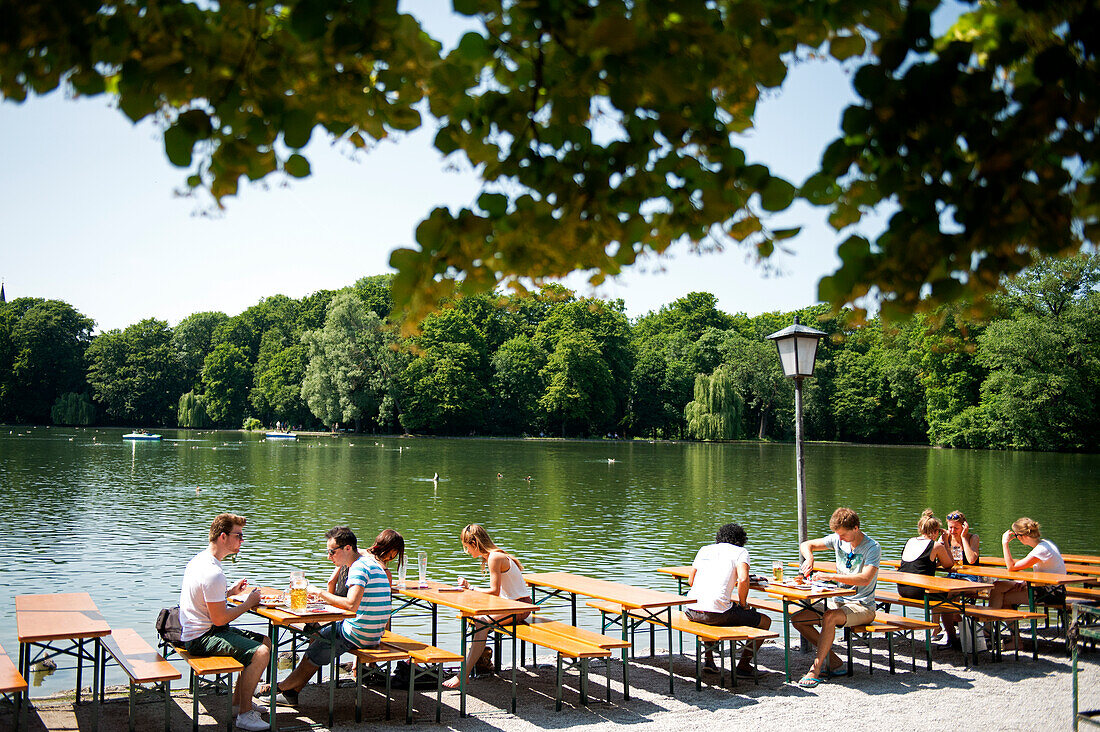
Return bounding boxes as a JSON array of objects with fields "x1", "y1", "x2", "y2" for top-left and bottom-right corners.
[
  {"x1": 0, "y1": 642, "x2": 28, "y2": 732},
  {"x1": 101, "y1": 629, "x2": 181, "y2": 732},
  {"x1": 378, "y1": 631, "x2": 464, "y2": 723},
  {"x1": 507, "y1": 617, "x2": 629, "y2": 704},
  {"x1": 587, "y1": 600, "x2": 778, "y2": 690},
  {"x1": 498, "y1": 623, "x2": 610, "y2": 711},
  {"x1": 168, "y1": 644, "x2": 243, "y2": 732},
  {"x1": 349, "y1": 642, "x2": 410, "y2": 723},
  {"x1": 961, "y1": 606, "x2": 1046, "y2": 661}
]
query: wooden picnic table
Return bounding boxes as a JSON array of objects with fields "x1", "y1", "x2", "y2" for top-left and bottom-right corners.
[
  {"x1": 1063, "y1": 553, "x2": 1100, "y2": 566},
  {"x1": 523, "y1": 571, "x2": 691, "y2": 698},
  {"x1": 972, "y1": 556, "x2": 1100, "y2": 577},
  {"x1": 392, "y1": 580, "x2": 536, "y2": 716},
  {"x1": 232, "y1": 587, "x2": 355, "y2": 730},
  {"x1": 16, "y1": 592, "x2": 112, "y2": 731},
  {"x1": 764, "y1": 578, "x2": 857, "y2": 681},
  {"x1": 805, "y1": 561, "x2": 994, "y2": 666}
]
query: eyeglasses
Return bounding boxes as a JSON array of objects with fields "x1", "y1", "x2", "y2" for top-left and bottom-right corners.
[
  {"x1": 947, "y1": 513, "x2": 963, "y2": 521},
  {"x1": 844, "y1": 551, "x2": 857, "y2": 569},
  {"x1": 230, "y1": 532, "x2": 244, "y2": 540}
]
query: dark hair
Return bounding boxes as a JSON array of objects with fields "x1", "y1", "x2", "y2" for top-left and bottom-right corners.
[
  {"x1": 370, "y1": 528, "x2": 405, "y2": 566},
  {"x1": 209, "y1": 513, "x2": 245, "y2": 543},
  {"x1": 325, "y1": 526, "x2": 358, "y2": 552},
  {"x1": 716, "y1": 523, "x2": 747, "y2": 547}
]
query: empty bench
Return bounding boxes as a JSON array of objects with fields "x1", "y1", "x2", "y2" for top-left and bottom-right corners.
[
  {"x1": 101, "y1": 629, "x2": 181, "y2": 732},
  {"x1": 349, "y1": 641, "x2": 409, "y2": 723},
  {"x1": 486, "y1": 620, "x2": 612, "y2": 711},
  {"x1": 378, "y1": 631, "x2": 463, "y2": 723},
  {"x1": 168, "y1": 644, "x2": 243, "y2": 732},
  {"x1": 587, "y1": 600, "x2": 778, "y2": 689},
  {"x1": 0, "y1": 642, "x2": 28, "y2": 732}
]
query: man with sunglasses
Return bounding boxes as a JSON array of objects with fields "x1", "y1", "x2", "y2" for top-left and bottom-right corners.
[
  {"x1": 791, "y1": 507, "x2": 881, "y2": 688},
  {"x1": 179, "y1": 513, "x2": 271, "y2": 731},
  {"x1": 259, "y1": 526, "x2": 391, "y2": 705}
]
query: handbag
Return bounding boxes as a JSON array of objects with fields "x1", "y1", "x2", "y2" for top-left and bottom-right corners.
[
  {"x1": 960, "y1": 619, "x2": 987, "y2": 654},
  {"x1": 155, "y1": 606, "x2": 184, "y2": 644}
]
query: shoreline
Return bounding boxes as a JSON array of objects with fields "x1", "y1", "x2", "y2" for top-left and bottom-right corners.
[{"x1": 11, "y1": 637, "x2": 1099, "y2": 731}]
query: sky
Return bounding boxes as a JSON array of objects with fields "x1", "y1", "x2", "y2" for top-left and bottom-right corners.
[{"x1": 0, "y1": 2, "x2": 873, "y2": 333}]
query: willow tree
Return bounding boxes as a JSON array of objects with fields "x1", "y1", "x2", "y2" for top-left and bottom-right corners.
[
  {"x1": 685, "y1": 367, "x2": 744, "y2": 441},
  {"x1": 177, "y1": 391, "x2": 209, "y2": 429},
  {"x1": 3, "y1": 2, "x2": 1096, "y2": 322}
]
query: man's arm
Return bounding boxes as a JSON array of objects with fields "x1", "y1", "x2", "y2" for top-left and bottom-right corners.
[
  {"x1": 314, "y1": 583, "x2": 364, "y2": 612},
  {"x1": 206, "y1": 589, "x2": 259, "y2": 626},
  {"x1": 735, "y1": 562, "x2": 750, "y2": 605},
  {"x1": 799, "y1": 537, "x2": 831, "y2": 575},
  {"x1": 816, "y1": 563, "x2": 877, "y2": 587},
  {"x1": 687, "y1": 567, "x2": 697, "y2": 587}
]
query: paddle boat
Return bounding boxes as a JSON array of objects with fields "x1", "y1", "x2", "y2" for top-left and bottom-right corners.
[
  {"x1": 123, "y1": 432, "x2": 162, "y2": 441},
  {"x1": 265, "y1": 432, "x2": 297, "y2": 440}
]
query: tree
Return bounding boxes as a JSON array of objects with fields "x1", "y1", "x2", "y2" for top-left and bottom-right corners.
[
  {"x1": 86, "y1": 318, "x2": 178, "y2": 424},
  {"x1": 539, "y1": 332, "x2": 616, "y2": 437},
  {"x1": 201, "y1": 343, "x2": 251, "y2": 427},
  {"x1": 9, "y1": 3, "x2": 1090, "y2": 322},
  {"x1": 177, "y1": 390, "x2": 209, "y2": 429},
  {"x1": 51, "y1": 392, "x2": 96, "y2": 425},
  {"x1": 301, "y1": 292, "x2": 398, "y2": 431},
  {"x1": 400, "y1": 342, "x2": 490, "y2": 434},
  {"x1": 0, "y1": 298, "x2": 94, "y2": 423},
  {"x1": 685, "y1": 367, "x2": 744, "y2": 441},
  {"x1": 250, "y1": 343, "x2": 310, "y2": 427},
  {"x1": 488, "y1": 335, "x2": 547, "y2": 435},
  {"x1": 171, "y1": 311, "x2": 229, "y2": 392}
]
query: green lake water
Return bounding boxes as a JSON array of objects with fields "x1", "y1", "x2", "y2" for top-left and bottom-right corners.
[{"x1": 2, "y1": 427, "x2": 1097, "y2": 693}]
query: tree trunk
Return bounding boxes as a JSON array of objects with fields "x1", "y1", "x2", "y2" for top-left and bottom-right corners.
[{"x1": 758, "y1": 411, "x2": 768, "y2": 440}]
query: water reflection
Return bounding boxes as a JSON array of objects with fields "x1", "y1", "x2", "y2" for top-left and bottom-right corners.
[{"x1": 1, "y1": 429, "x2": 1097, "y2": 693}]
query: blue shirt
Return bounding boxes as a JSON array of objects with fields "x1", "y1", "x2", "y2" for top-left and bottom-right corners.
[
  {"x1": 340, "y1": 555, "x2": 391, "y2": 647},
  {"x1": 824, "y1": 532, "x2": 881, "y2": 607}
]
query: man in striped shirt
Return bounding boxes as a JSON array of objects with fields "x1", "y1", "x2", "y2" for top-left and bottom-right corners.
[{"x1": 261, "y1": 526, "x2": 391, "y2": 705}]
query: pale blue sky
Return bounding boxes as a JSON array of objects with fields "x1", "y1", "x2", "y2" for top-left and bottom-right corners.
[{"x1": 0, "y1": 3, "x2": 874, "y2": 333}]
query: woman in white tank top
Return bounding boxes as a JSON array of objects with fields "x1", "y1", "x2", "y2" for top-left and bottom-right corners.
[{"x1": 443, "y1": 524, "x2": 532, "y2": 689}]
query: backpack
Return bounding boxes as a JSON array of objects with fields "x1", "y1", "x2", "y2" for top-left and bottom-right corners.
[{"x1": 155, "y1": 606, "x2": 184, "y2": 644}]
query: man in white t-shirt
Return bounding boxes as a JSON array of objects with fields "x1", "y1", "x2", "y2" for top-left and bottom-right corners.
[
  {"x1": 684, "y1": 523, "x2": 772, "y2": 677},
  {"x1": 179, "y1": 513, "x2": 271, "y2": 731}
]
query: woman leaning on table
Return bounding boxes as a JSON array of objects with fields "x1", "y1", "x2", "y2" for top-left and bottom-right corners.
[
  {"x1": 442, "y1": 524, "x2": 533, "y2": 689},
  {"x1": 936, "y1": 509, "x2": 982, "y2": 648},
  {"x1": 988, "y1": 517, "x2": 1066, "y2": 651}
]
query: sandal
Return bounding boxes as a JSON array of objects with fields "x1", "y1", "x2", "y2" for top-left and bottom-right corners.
[
  {"x1": 826, "y1": 666, "x2": 848, "y2": 678},
  {"x1": 797, "y1": 673, "x2": 826, "y2": 688}
]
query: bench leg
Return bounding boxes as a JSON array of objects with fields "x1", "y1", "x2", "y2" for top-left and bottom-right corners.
[
  {"x1": 164, "y1": 679, "x2": 172, "y2": 732},
  {"x1": 845, "y1": 628, "x2": 853, "y2": 676},
  {"x1": 865, "y1": 633, "x2": 873, "y2": 675},
  {"x1": 511, "y1": 621, "x2": 518, "y2": 715},
  {"x1": 580, "y1": 659, "x2": 589, "y2": 706},
  {"x1": 225, "y1": 673, "x2": 234, "y2": 732},
  {"x1": 887, "y1": 632, "x2": 895, "y2": 674},
  {"x1": 355, "y1": 662, "x2": 362, "y2": 723},
  {"x1": 620, "y1": 610, "x2": 631, "y2": 700},
  {"x1": 436, "y1": 662, "x2": 444, "y2": 724},
  {"x1": 555, "y1": 655, "x2": 563, "y2": 713},
  {"x1": 129, "y1": 679, "x2": 135, "y2": 732},
  {"x1": 385, "y1": 660, "x2": 393, "y2": 721},
  {"x1": 406, "y1": 662, "x2": 415, "y2": 725},
  {"x1": 695, "y1": 636, "x2": 702, "y2": 691},
  {"x1": 192, "y1": 674, "x2": 199, "y2": 732}
]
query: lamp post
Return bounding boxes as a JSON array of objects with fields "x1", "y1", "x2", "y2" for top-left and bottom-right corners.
[{"x1": 766, "y1": 316, "x2": 827, "y2": 545}]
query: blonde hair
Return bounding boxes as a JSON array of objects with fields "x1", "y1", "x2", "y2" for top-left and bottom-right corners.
[
  {"x1": 917, "y1": 509, "x2": 941, "y2": 538},
  {"x1": 1011, "y1": 517, "x2": 1041, "y2": 540},
  {"x1": 462, "y1": 524, "x2": 523, "y2": 573},
  {"x1": 209, "y1": 513, "x2": 245, "y2": 543}
]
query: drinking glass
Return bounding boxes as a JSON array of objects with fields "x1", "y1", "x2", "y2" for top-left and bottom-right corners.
[
  {"x1": 289, "y1": 570, "x2": 307, "y2": 610},
  {"x1": 772, "y1": 560, "x2": 784, "y2": 583},
  {"x1": 397, "y1": 558, "x2": 407, "y2": 588},
  {"x1": 418, "y1": 551, "x2": 428, "y2": 588}
]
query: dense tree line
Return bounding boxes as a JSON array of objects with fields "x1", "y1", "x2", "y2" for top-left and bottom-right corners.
[{"x1": 1, "y1": 255, "x2": 1097, "y2": 451}]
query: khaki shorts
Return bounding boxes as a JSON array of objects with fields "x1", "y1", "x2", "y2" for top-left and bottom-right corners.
[{"x1": 827, "y1": 598, "x2": 876, "y2": 626}]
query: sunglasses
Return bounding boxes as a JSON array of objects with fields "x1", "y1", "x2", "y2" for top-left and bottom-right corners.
[
  {"x1": 947, "y1": 513, "x2": 963, "y2": 521},
  {"x1": 844, "y1": 551, "x2": 857, "y2": 569}
]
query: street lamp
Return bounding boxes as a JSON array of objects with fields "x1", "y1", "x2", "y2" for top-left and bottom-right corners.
[{"x1": 766, "y1": 316, "x2": 827, "y2": 544}]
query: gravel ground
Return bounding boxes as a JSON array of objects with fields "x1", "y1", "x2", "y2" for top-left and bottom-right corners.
[{"x1": 12, "y1": 636, "x2": 1100, "y2": 732}]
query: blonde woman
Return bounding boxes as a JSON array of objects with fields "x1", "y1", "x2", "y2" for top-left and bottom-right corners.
[
  {"x1": 988, "y1": 517, "x2": 1066, "y2": 651},
  {"x1": 940, "y1": 510, "x2": 980, "y2": 567},
  {"x1": 442, "y1": 524, "x2": 532, "y2": 689},
  {"x1": 898, "y1": 510, "x2": 956, "y2": 647}
]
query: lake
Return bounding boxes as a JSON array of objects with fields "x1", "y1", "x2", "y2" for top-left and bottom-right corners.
[{"x1": 2, "y1": 426, "x2": 1096, "y2": 693}]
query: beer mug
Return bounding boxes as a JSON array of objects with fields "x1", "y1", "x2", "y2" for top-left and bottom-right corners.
[{"x1": 289, "y1": 570, "x2": 308, "y2": 610}]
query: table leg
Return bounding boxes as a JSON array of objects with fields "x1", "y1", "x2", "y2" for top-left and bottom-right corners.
[
  {"x1": 267, "y1": 623, "x2": 278, "y2": 731},
  {"x1": 782, "y1": 600, "x2": 792, "y2": 682},
  {"x1": 666, "y1": 607, "x2": 674, "y2": 696},
  {"x1": 92, "y1": 638, "x2": 101, "y2": 732},
  {"x1": 328, "y1": 635, "x2": 337, "y2": 729},
  {"x1": 1028, "y1": 585, "x2": 1039, "y2": 659},
  {"x1": 571, "y1": 594, "x2": 577, "y2": 626},
  {"x1": 922, "y1": 597, "x2": 933, "y2": 669},
  {"x1": 620, "y1": 608, "x2": 630, "y2": 700},
  {"x1": 19, "y1": 643, "x2": 28, "y2": 720},
  {"x1": 459, "y1": 617, "x2": 468, "y2": 717},
  {"x1": 432, "y1": 604, "x2": 438, "y2": 647},
  {"x1": 511, "y1": 616, "x2": 518, "y2": 714},
  {"x1": 76, "y1": 638, "x2": 84, "y2": 706}
]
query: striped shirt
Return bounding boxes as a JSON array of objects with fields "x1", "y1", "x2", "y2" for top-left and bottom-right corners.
[{"x1": 340, "y1": 555, "x2": 390, "y2": 647}]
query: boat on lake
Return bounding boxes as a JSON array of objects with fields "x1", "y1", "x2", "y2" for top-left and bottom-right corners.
[
  {"x1": 123, "y1": 432, "x2": 162, "y2": 441},
  {"x1": 265, "y1": 432, "x2": 297, "y2": 440}
]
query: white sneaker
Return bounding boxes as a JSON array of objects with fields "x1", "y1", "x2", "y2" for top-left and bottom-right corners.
[{"x1": 235, "y1": 710, "x2": 269, "y2": 731}]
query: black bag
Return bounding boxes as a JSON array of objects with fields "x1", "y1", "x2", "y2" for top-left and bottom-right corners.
[{"x1": 156, "y1": 606, "x2": 184, "y2": 644}]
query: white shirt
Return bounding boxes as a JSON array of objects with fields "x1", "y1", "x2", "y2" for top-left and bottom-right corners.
[
  {"x1": 179, "y1": 550, "x2": 226, "y2": 642},
  {"x1": 1024, "y1": 539, "x2": 1065, "y2": 574},
  {"x1": 686, "y1": 543, "x2": 750, "y2": 613}
]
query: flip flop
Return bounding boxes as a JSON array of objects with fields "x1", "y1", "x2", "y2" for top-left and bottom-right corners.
[
  {"x1": 827, "y1": 667, "x2": 848, "y2": 678},
  {"x1": 797, "y1": 673, "x2": 826, "y2": 688}
]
